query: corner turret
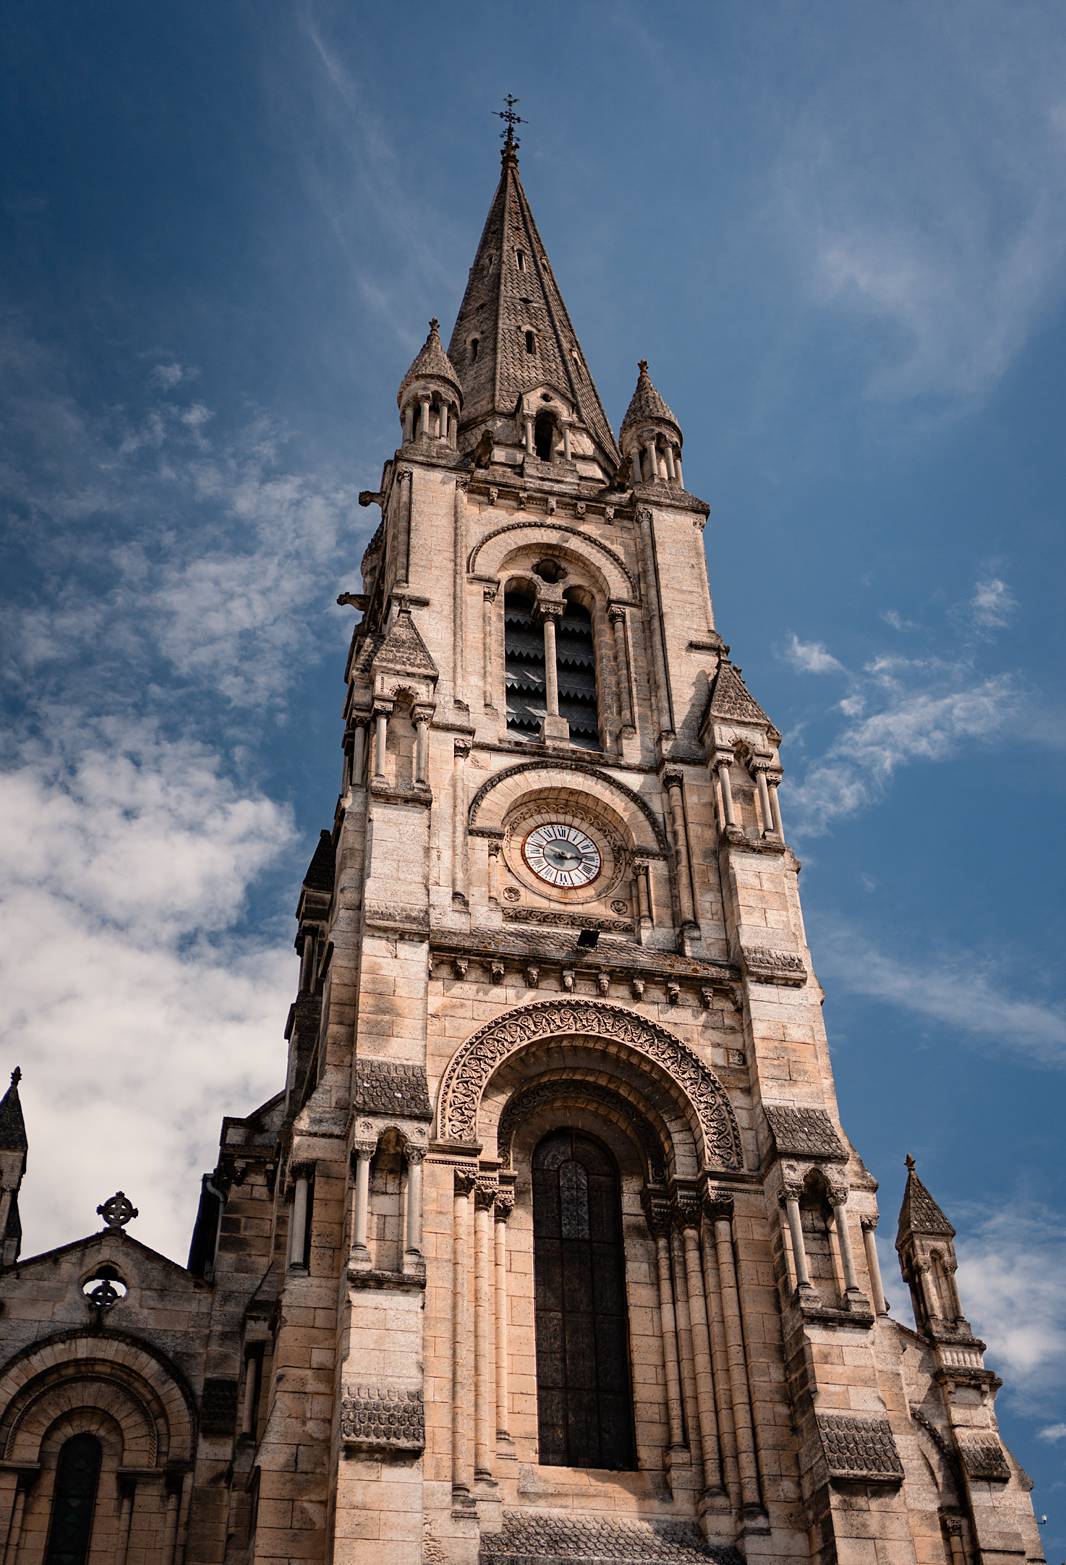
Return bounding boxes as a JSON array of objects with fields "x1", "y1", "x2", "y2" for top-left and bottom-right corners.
[
  {"x1": 895, "y1": 1154, "x2": 970, "y2": 1338},
  {"x1": 397, "y1": 318, "x2": 462, "y2": 450},
  {"x1": 620, "y1": 360, "x2": 684, "y2": 488}
]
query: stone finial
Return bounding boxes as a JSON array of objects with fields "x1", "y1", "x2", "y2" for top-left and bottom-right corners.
[{"x1": 97, "y1": 1191, "x2": 138, "y2": 1232}]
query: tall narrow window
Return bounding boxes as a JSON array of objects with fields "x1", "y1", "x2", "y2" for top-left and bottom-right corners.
[
  {"x1": 534, "y1": 410, "x2": 555, "y2": 461},
  {"x1": 504, "y1": 588, "x2": 545, "y2": 738},
  {"x1": 45, "y1": 1433, "x2": 102, "y2": 1565},
  {"x1": 556, "y1": 598, "x2": 599, "y2": 750},
  {"x1": 533, "y1": 1130, "x2": 634, "y2": 1470},
  {"x1": 525, "y1": 329, "x2": 536, "y2": 354}
]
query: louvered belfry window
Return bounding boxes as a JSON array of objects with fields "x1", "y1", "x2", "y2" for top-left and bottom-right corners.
[
  {"x1": 45, "y1": 1433, "x2": 102, "y2": 1565},
  {"x1": 533, "y1": 1129, "x2": 635, "y2": 1470},
  {"x1": 557, "y1": 598, "x2": 599, "y2": 749},
  {"x1": 504, "y1": 588, "x2": 546, "y2": 738}
]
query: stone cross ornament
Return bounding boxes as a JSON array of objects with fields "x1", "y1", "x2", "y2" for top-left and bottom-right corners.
[{"x1": 96, "y1": 1191, "x2": 138, "y2": 1231}]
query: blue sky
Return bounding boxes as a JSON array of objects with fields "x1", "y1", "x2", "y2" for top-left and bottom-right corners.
[{"x1": 2, "y1": 0, "x2": 1064, "y2": 1538}]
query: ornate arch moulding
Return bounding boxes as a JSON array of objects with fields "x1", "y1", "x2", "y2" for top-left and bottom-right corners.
[
  {"x1": 467, "y1": 519, "x2": 637, "y2": 600},
  {"x1": 467, "y1": 758, "x2": 670, "y2": 855},
  {"x1": 435, "y1": 998, "x2": 742, "y2": 1173}
]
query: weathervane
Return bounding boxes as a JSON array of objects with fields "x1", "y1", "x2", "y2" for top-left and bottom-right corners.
[{"x1": 495, "y1": 93, "x2": 526, "y2": 157}]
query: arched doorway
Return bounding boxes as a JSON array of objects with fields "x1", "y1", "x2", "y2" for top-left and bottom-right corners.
[{"x1": 532, "y1": 1128, "x2": 635, "y2": 1469}]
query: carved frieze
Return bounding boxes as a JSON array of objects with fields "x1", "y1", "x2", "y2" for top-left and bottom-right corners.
[
  {"x1": 817, "y1": 1414, "x2": 904, "y2": 1485},
  {"x1": 339, "y1": 1385, "x2": 424, "y2": 1453},
  {"x1": 741, "y1": 946, "x2": 806, "y2": 985},
  {"x1": 436, "y1": 999, "x2": 742, "y2": 1171},
  {"x1": 764, "y1": 1105, "x2": 848, "y2": 1162},
  {"x1": 353, "y1": 1059, "x2": 432, "y2": 1121}
]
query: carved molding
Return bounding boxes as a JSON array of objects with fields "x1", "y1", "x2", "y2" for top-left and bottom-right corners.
[
  {"x1": 503, "y1": 907, "x2": 633, "y2": 933},
  {"x1": 339, "y1": 1385, "x2": 424, "y2": 1452},
  {"x1": 741, "y1": 945, "x2": 806, "y2": 985},
  {"x1": 817, "y1": 1414, "x2": 904, "y2": 1486},
  {"x1": 468, "y1": 758, "x2": 670, "y2": 854},
  {"x1": 496, "y1": 1076, "x2": 668, "y2": 1182},
  {"x1": 436, "y1": 999, "x2": 742, "y2": 1171},
  {"x1": 467, "y1": 519, "x2": 637, "y2": 596}
]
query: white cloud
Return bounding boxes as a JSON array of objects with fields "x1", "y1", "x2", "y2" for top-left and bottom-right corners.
[
  {"x1": 971, "y1": 576, "x2": 1017, "y2": 629},
  {"x1": 0, "y1": 719, "x2": 296, "y2": 1262},
  {"x1": 149, "y1": 361, "x2": 195, "y2": 391},
  {"x1": 790, "y1": 672, "x2": 1012, "y2": 835},
  {"x1": 955, "y1": 1204, "x2": 1066, "y2": 1407},
  {"x1": 784, "y1": 633, "x2": 845, "y2": 676},
  {"x1": 881, "y1": 609, "x2": 916, "y2": 632},
  {"x1": 812, "y1": 916, "x2": 1066, "y2": 1068},
  {"x1": 1039, "y1": 1423, "x2": 1066, "y2": 1443}
]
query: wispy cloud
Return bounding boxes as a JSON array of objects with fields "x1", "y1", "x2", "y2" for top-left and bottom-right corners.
[
  {"x1": 148, "y1": 360, "x2": 197, "y2": 391},
  {"x1": 1039, "y1": 1423, "x2": 1066, "y2": 1443},
  {"x1": 970, "y1": 576, "x2": 1017, "y2": 629},
  {"x1": 0, "y1": 717, "x2": 296, "y2": 1260},
  {"x1": 811, "y1": 916, "x2": 1066, "y2": 1069},
  {"x1": 784, "y1": 633, "x2": 845, "y2": 675},
  {"x1": 880, "y1": 609, "x2": 916, "y2": 633}
]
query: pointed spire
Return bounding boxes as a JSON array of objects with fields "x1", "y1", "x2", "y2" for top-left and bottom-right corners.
[
  {"x1": 447, "y1": 142, "x2": 619, "y2": 469},
  {"x1": 0, "y1": 1067, "x2": 26, "y2": 1152},
  {"x1": 397, "y1": 318, "x2": 462, "y2": 408},
  {"x1": 302, "y1": 830, "x2": 335, "y2": 895},
  {"x1": 620, "y1": 359, "x2": 681, "y2": 442},
  {"x1": 896, "y1": 1153, "x2": 955, "y2": 1249}
]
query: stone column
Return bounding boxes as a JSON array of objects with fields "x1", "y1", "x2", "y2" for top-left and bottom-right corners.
[
  {"x1": 862, "y1": 1217, "x2": 888, "y2": 1315},
  {"x1": 413, "y1": 708, "x2": 431, "y2": 787},
  {"x1": 944, "y1": 1517, "x2": 967, "y2": 1565},
  {"x1": 494, "y1": 1193, "x2": 514, "y2": 1443},
  {"x1": 419, "y1": 394, "x2": 431, "y2": 440},
  {"x1": 829, "y1": 1188, "x2": 862, "y2": 1298},
  {"x1": 766, "y1": 769, "x2": 784, "y2": 836},
  {"x1": 782, "y1": 1186, "x2": 813, "y2": 1292},
  {"x1": 644, "y1": 1195, "x2": 685, "y2": 1454},
  {"x1": 350, "y1": 716, "x2": 367, "y2": 786},
  {"x1": 523, "y1": 414, "x2": 534, "y2": 455},
  {"x1": 562, "y1": 422, "x2": 572, "y2": 461},
  {"x1": 675, "y1": 1197, "x2": 724, "y2": 1496},
  {"x1": 634, "y1": 859, "x2": 653, "y2": 935},
  {"x1": 404, "y1": 1148, "x2": 424, "y2": 1258},
  {"x1": 541, "y1": 604, "x2": 562, "y2": 718},
  {"x1": 664, "y1": 443, "x2": 677, "y2": 482},
  {"x1": 706, "y1": 1194, "x2": 763, "y2": 1518},
  {"x1": 241, "y1": 1348, "x2": 261, "y2": 1436},
  {"x1": 474, "y1": 1180, "x2": 497, "y2": 1480},
  {"x1": 675, "y1": 451, "x2": 684, "y2": 487},
  {"x1": 631, "y1": 449, "x2": 643, "y2": 484},
  {"x1": 664, "y1": 771, "x2": 698, "y2": 930},
  {"x1": 487, "y1": 839, "x2": 502, "y2": 904},
  {"x1": 403, "y1": 403, "x2": 414, "y2": 443},
  {"x1": 117, "y1": 1475, "x2": 135, "y2": 1564},
  {"x1": 452, "y1": 1170, "x2": 475, "y2": 1499},
  {"x1": 350, "y1": 1143, "x2": 373, "y2": 1263},
  {"x1": 670, "y1": 1226, "x2": 703, "y2": 1485},
  {"x1": 609, "y1": 605, "x2": 634, "y2": 730},
  {"x1": 287, "y1": 1170, "x2": 310, "y2": 1269},
  {"x1": 645, "y1": 438, "x2": 659, "y2": 481},
  {"x1": 714, "y1": 751, "x2": 736, "y2": 831},
  {"x1": 752, "y1": 760, "x2": 774, "y2": 838},
  {"x1": 452, "y1": 738, "x2": 470, "y2": 907},
  {"x1": 372, "y1": 703, "x2": 390, "y2": 784},
  {"x1": 483, "y1": 584, "x2": 498, "y2": 710}
]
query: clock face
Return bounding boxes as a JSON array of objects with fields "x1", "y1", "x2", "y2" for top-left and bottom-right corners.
[{"x1": 522, "y1": 823, "x2": 602, "y2": 888}]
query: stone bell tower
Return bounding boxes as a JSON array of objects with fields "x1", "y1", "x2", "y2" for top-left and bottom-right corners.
[{"x1": 246, "y1": 115, "x2": 1044, "y2": 1565}]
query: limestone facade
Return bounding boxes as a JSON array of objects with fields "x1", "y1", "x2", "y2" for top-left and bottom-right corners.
[{"x1": 0, "y1": 131, "x2": 1045, "y2": 1565}]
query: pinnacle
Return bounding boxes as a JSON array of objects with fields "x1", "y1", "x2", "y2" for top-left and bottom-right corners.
[
  {"x1": 0, "y1": 1066, "x2": 27, "y2": 1152},
  {"x1": 621, "y1": 358, "x2": 680, "y2": 439},
  {"x1": 397, "y1": 318, "x2": 462, "y2": 407},
  {"x1": 896, "y1": 1154, "x2": 955, "y2": 1247}
]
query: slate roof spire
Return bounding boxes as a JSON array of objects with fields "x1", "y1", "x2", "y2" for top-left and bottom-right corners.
[
  {"x1": 896, "y1": 1153, "x2": 955, "y2": 1249},
  {"x1": 447, "y1": 132, "x2": 619, "y2": 468},
  {"x1": 621, "y1": 359, "x2": 681, "y2": 443},
  {"x1": 397, "y1": 318, "x2": 462, "y2": 410}
]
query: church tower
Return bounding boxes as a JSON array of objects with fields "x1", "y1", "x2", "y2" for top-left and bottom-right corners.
[{"x1": 0, "y1": 119, "x2": 1044, "y2": 1565}]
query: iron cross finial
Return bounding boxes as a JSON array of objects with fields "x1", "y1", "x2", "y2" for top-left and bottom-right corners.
[{"x1": 495, "y1": 94, "x2": 527, "y2": 157}]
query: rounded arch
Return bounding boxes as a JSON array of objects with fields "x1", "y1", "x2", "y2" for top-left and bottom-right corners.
[
  {"x1": 497, "y1": 1073, "x2": 669, "y2": 1183},
  {"x1": 0, "y1": 1329, "x2": 197, "y2": 1468},
  {"x1": 469, "y1": 520, "x2": 636, "y2": 600},
  {"x1": 468, "y1": 759, "x2": 670, "y2": 855},
  {"x1": 436, "y1": 999, "x2": 742, "y2": 1172}
]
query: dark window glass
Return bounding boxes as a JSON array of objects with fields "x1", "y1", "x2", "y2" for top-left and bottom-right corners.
[
  {"x1": 534, "y1": 411, "x2": 555, "y2": 461},
  {"x1": 45, "y1": 1434, "x2": 102, "y2": 1565},
  {"x1": 525, "y1": 329, "x2": 535, "y2": 354},
  {"x1": 504, "y1": 589, "x2": 545, "y2": 739},
  {"x1": 556, "y1": 599, "x2": 599, "y2": 750},
  {"x1": 532, "y1": 1130, "x2": 635, "y2": 1470}
]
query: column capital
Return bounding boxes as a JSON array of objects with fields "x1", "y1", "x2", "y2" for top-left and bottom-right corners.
[
  {"x1": 671, "y1": 1190, "x2": 703, "y2": 1231},
  {"x1": 405, "y1": 1146, "x2": 426, "y2": 1167},
  {"x1": 537, "y1": 599, "x2": 566, "y2": 622},
  {"x1": 372, "y1": 698, "x2": 394, "y2": 717},
  {"x1": 454, "y1": 1167, "x2": 477, "y2": 1197},
  {"x1": 483, "y1": 582, "x2": 499, "y2": 602},
  {"x1": 642, "y1": 1189, "x2": 673, "y2": 1237},
  {"x1": 474, "y1": 1177, "x2": 498, "y2": 1211},
  {"x1": 713, "y1": 749, "x2": 735, "y2": 770},
  {"x1": 608, "y1": 604, "x2": 627, "y2": 624},
  {"x1": 493, "y1": 1190, "x2": 515, "y2": 1222},
  {"x1": 860, "y1": 1213, "x2": 879, "y2": 1232},
  {"x1": 703, "y1": 1187, "x2": 735, "y2": 1222},
  {"x1": 662, "y1": 768, "x2": 685, "y2": 790},
  {"x1": 412, "y1": 705, "x2": 433, "y2": 726}
]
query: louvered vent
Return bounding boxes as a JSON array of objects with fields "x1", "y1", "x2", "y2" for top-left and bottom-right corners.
[
  {"x1": 557, "y1": 599, "x2": 599, "y2": 750},
  {"x1": 504, "y1": 589, "x2": 545, "y2": 739}
]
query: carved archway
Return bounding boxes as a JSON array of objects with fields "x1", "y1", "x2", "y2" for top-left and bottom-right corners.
[
  {"x1": 436, "y1": 999, "x2": 742, "y2": 1171},
  {"x1": 496, "y1": 1074, "x2": 669, "y2": 1183}
]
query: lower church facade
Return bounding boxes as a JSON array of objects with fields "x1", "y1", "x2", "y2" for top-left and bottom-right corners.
[{"x1": 0, "y1": 133, "x2": 1044, "y2": 1565}]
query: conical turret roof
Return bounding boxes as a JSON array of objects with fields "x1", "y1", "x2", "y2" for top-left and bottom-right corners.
[
  {"x1": 0, "y1": 1068, "x2": 27, "y2": 1152},
  {"x1": 398, "y1": 318, "x2": 462, "y2": 407},
  {"x1": 447, "y1": 144, "x2": 619, "y2": 467},
  {"x1": 896, "y1": 1155, "x2": 955, "y2": 1248},
  {"x1": 620, "y1": 359, "x2": 681, "y2": 440}
]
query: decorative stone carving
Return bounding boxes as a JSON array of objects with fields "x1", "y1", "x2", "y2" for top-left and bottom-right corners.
[
  {"x1": 97, "y1": 1191, "x2": 138, "y2": 1231},
  {"x1": 525, "y1": 965, "x2": 540, "y2": 988},
  {"x1": 666, "y1": 982, "x2": 680, "y2": 1005},
  {"x1": 958, "y1": 1435, "x2": 1010, "y2": 1482},
  {"x1": 353, "y1": 1059, "x2": 433, "y2": 1121},
  {"x1": 672, "y1": 1191, "x2": 703, "y2": 1230},
  {"x1": 741, "y1": 946, "x2": 806, "y2": 985},
  {"x1": 817, "y1": 1414, "x2": 904, "y2": 1485},
  {"x1": 490, "y1": 961, "x2": 505, "y2": 984},
  {"x1": 764, "y1": 1105, "x2": 847, "y2": 1162},
  {"x1": 497, "y1": 1077, "x2": 668, "y2": 1182},
  {"x1": 365, "y1": 902, "x2": 429, "y2": 934},
  {"x1": 339, "y1": 1385, "x2": 424, "y2": 1452},
  {"x1": 435, "y1": 1000, "x2": 742, "y2": 1170},
  {"x1": 468, "y1": 758, "x2": 669, "y2": 853},
  {"x1": 479, "y1": 1509, "x2": 735, "y2": 1565},
  {"x1": 596, "y1": 972, "x2": 611, "y2": 996},
  {"x1": 503, "y1": 908, "x2": 632, "y2": 933}
]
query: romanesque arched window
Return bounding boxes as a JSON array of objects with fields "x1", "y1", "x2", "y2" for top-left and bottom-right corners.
[
  {"x1": 556, "y1": 595, "x2": 599, "y2": 750},
  {"x1": 44, "y1": 1432, "x2": 102, "y2": 1565},
  {"x1": 504, "y1": 587, "x2": 545, "y2": 738},
  {"x1": 532, "y1": 1129, "x2": 634, "y2": 1470}
]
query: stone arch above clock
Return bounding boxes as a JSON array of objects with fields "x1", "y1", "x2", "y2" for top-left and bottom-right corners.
[{"x1": 468, "y1": 759, "x2": 668, "y2": 855}]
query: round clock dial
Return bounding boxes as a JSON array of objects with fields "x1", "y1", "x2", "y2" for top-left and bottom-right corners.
[{"x1": 523, "y1": 823, "x2": 601, "y2": 888}]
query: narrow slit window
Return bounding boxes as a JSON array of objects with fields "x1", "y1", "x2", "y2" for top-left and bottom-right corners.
[
  {"x1": 45, "y1": 1434, "x2": 102, "y2": 1565},
  {"x1": 516, "y1": 248, "x2": 525, "y2": 271},
  {"x1": 556, "y1": 598, "x2": 599, "y2": 750},
  {"x1": 470, "y1": 337, "x2": 479, "y2": 362},
  {"x1": 525, "y1": 329, "x2": 536, "y2": 354},
  {"x1": 504, "y1": 588, "x2": 545, "y2": 739}
]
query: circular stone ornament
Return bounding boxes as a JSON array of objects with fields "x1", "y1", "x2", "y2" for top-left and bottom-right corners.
[{"x1": 522, "y1": 823, "x2": 601, "y2": 888}]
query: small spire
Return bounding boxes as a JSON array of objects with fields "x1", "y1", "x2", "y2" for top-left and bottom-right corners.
[
  {"x1": 397, "y1": 318, "x2": 462, "y2": 409},
  {"x1": 10, "y1": 1067, "x2": 21, "y2": 1088},
  {"x1": 905, "y1": 1153, "x2": 916, "y2": 1171},
  {"x1": 897, "y1": 1154, "x2": 955, "y2": 1247},
  {"x1": 0, "y1": 1067, "x2": 27, "y2": 1152},
  {"x1": 620, "y1": 358, "x2": 681, "y2": 441}
]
